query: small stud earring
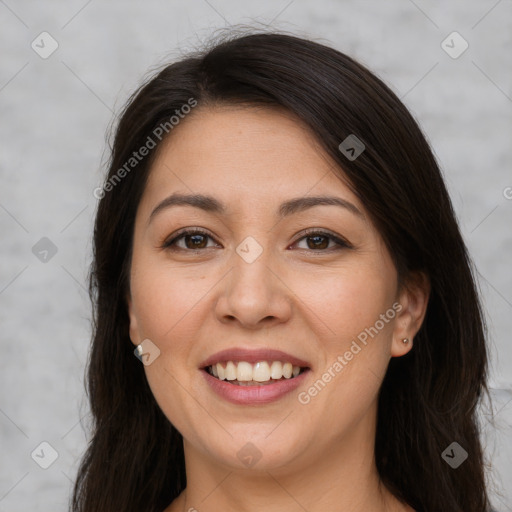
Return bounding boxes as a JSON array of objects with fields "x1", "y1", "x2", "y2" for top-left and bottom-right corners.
[{"x1": 402, "y1": 338, "x2": 410, "y2": 344}]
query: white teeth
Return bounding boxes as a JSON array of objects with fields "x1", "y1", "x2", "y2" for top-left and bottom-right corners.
[
  {"x1": 237, "y1": 362, "x2": 253, "y2": 381},
  {"x1": 209, "y1": 361, "x2": 303, "y2": 383},
  {"x1": 253, "y1": 361, "x2": 270, "y2": 382},
  {"x1": 270, "y1": 361, "x2": 283, "y2": 379},
  {"x1": 225, "y1": 361, "x2": 237, "y2": 381}
]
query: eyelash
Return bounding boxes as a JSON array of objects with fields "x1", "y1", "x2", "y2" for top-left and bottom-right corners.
[{"x1": 161, "y1": 227, "x2": 352, "y2": 253}]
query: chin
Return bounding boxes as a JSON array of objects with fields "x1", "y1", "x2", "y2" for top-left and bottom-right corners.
[{"x1": 199, "y1": 429, "x2": 310, "y2": 472}]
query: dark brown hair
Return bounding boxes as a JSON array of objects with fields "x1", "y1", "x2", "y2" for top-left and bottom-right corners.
[{"x1": 71, "y1": 29, "x2": 492, "y2": 511}]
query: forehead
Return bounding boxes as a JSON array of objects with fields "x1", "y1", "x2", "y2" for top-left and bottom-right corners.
[{"x1": 142, "y1": 105, "x2": 361, "y2": 213}]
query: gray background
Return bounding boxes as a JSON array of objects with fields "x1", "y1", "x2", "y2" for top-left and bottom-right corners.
[{"x1": 0, "y1": 0, "x2": 511, "y2": 510}]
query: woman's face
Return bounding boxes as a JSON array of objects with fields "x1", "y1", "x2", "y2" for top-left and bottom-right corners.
[{"x1": 128, "y1": 105, "x2": 423, "y2": 474}]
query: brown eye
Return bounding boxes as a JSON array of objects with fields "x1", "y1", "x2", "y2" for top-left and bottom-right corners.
[
  {"x1": 162, "y1": 228, "x2": 351, "y2": 253},
  {"x1": 305, "y1": 234, "x2": 330, "y2": 250},
  {"x1": 182, "y1": 233, "x2": 209, "y2": 249},
  {"x1": 162, "y1": 229, "x2": 219, "y2": 251},
  {"x1": 293, "y1": 230, "x2": 351, "y2": 251}
]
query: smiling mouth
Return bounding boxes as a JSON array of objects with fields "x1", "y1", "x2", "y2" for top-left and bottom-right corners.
[{"x1": 205, "y1": 361, "x2": 309, "y2": 386}]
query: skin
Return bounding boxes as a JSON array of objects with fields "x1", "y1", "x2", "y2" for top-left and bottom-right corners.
[{"x1": 127, "y1": 105, "x2": 429, "y2": 512}]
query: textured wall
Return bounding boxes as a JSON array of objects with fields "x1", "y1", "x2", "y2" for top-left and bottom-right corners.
[{"x1": 0, "y1": 0, "x2": 511, "y2": 510}]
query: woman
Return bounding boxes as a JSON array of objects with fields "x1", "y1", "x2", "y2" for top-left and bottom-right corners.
[{"x1": 72, "y1": 31, "x2": 492, "y2": 511}]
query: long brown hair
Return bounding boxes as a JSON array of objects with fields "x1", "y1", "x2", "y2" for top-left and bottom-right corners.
[{"x1": 71, "y1": 29, "x2": 492, "y2": 511}]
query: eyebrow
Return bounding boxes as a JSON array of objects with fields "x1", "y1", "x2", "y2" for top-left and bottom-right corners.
[{"x1": 148, "y1": 192, "x2": 364, "y2": 224}]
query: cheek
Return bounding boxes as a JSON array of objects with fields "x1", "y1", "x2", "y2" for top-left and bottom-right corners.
[
  {"x1": 296, "y1": 265, "x2": 396, "y2": 405},
  {"x1": 130, "y1": 257, "x2": 212, "y2": 342},
  {"x1": 130, "y1": 262, "x2": 212, "y2": 436},
  {"x1": 296, "y1": 263, "x2": 397, "y2": 342}
]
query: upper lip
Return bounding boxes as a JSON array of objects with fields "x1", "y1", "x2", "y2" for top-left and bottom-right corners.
[{"x1": 199, "y1": 348, "x2": 311, "y2": 369}]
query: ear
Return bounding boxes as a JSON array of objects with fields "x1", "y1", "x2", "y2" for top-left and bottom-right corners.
[
  {"x1": 126, "y1": 292, "x2": 140, "y2": 347},
  {"x1": 391, "y1": 271, "x2": 430, "y2": 357}
]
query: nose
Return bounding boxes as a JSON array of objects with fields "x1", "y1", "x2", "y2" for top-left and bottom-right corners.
[{"x1": 214, "y1": 244, "x2": 292, "y2": 329}]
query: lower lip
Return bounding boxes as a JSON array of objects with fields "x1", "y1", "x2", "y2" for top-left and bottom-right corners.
[{"x1": 201, "y1": 369, "x2": 310, "y2": 405}]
